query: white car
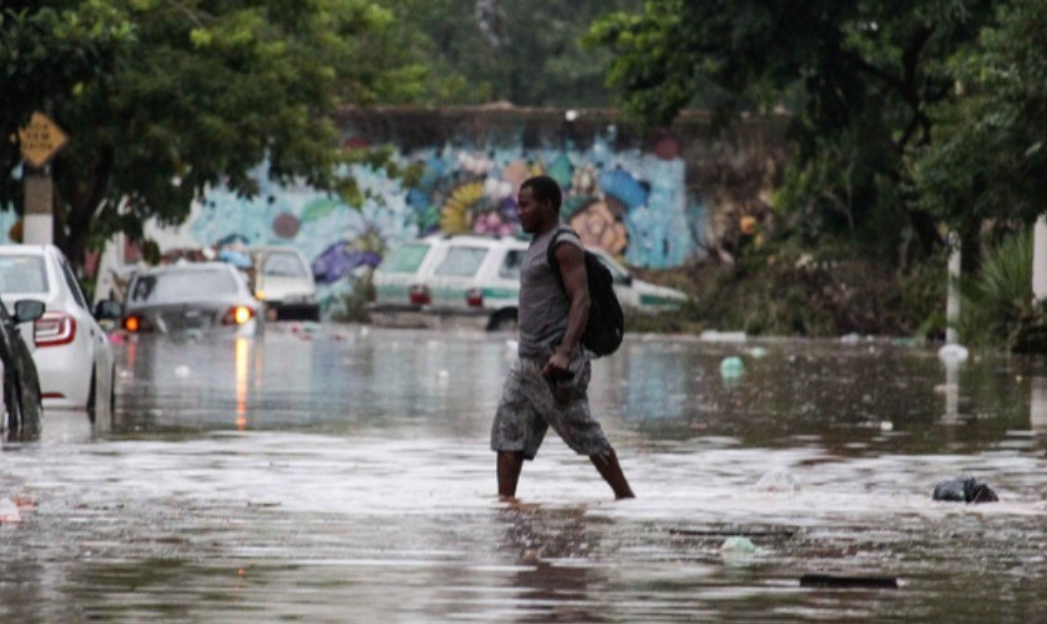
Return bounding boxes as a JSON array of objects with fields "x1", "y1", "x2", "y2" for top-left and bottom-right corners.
[
  {"x1": 247, "y1": 246, "x2": 320, "y2": 321},
  {"x1": 370, "y1": 234, "x2": 688, "y2": 330},
  {"x1": 0, "y1": 245, "x2": 118, "y2": 420}
]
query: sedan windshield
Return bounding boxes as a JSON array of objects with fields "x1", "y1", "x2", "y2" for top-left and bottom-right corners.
[
  {"x1": 434, "y1": 247, "x2": 488, "y2": 277},
  {"x1": 262, "y1": 252, "x2": 309, "y2": 277},
  {"x1": 380, "y1": 243, "x2": 430, "y2": 274},
  {"x1": 0, "y1": 256, "x2": 49, "y2": 293},
  {"x1": 131, "y1": 269, "x2": 239, "y2": 303}
]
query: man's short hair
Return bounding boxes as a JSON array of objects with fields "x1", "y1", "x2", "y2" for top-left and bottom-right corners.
[{"x1": 521, "y1": 175, "x2": 562, "y2": 212}]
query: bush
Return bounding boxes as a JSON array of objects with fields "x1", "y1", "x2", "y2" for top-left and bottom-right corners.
[
  {"x1": 957, "y1": 231, "x2": 1032, "y2": 347},
  {"x1": 679, "y1": 247, "x2": 946, "y2": 338},
  {"x1": 1009, "y1": 301, "x2": 1047, "y2": 353},
  {"x1": 328, "y1": 270, "x2": 375, "y2": 324}
]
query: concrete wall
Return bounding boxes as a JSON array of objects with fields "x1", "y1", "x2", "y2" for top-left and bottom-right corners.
[{"x1": 4, "y1": 106, "x2": 789, "y2": 309}]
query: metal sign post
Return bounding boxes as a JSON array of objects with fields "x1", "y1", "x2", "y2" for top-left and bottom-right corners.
[{"x1": 18, "y1": 112, "x2": 68, "y2": 245}]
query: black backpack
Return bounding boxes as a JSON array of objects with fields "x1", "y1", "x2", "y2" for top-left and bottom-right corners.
[{"x1": 546, "y1": 228, "x2": 625, "y2": 357}]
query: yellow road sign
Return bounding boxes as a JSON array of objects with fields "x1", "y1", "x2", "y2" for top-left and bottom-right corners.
[{"x1": 18, "y1": 112, "x2": 69, "y2": 169}]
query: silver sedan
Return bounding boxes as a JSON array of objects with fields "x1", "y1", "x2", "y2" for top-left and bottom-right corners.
[{"x1": 122, "y1": 262, "x2": 264, "y2": 338}]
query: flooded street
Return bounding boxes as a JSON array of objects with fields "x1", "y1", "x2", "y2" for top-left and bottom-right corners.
[{"x1": 3, "y1": 326, "x2": 1047, "y2": 623}]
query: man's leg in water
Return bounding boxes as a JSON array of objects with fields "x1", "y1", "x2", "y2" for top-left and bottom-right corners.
[
  {"x1": 497, "y1": 450, "x2": 526, "y2": 500},
  {"x1": 590, "y1": 448, "x2": 635, "y2": 499}
]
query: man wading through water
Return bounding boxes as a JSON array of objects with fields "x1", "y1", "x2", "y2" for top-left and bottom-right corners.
[{"x1": 491, "y1": 175, "x2": 635, "y2": 501}]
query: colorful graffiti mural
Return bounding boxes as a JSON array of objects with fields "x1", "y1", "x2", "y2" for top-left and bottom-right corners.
[
  {"x1": 172, "y1": 132, "x2": 698, "y2": 306},
  {"x1": 2, "y1": 126, "x2": 703, "y2": 309},
  {"x1": 392, "y1": 134, "x2": 695, "y2": 267}
]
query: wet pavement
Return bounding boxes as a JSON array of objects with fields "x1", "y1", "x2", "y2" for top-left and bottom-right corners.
[{"x1": 2, "y1": 326, "x2": 1047, "y2": 623}]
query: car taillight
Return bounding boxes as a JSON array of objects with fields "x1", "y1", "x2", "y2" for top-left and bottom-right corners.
[
  {"x1": 222, "y1": 306, "x2": 255, "y2": 325},
  {"x1": 465, "y1": 288, "x2": 484, "y2": 308},
  {"x1": 34, "y1": 311, "x2": 77, "y2": 347},
  {"x1": 409, "y1": 284, "x2": 431, "y2": 306},
  {"x1": 123, "y1": 314, "x2": 153, "y2": 333}
]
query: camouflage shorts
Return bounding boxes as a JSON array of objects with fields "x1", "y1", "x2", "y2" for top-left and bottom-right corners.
[{"x1": 490, "y1": 356, "x2": 611, "y2": 460}]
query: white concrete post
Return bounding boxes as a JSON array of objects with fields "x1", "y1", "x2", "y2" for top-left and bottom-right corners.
[
  {"x1": 946, "y1": 232, "x2": 961, "y2": 345},
  {"x1": 23, "y1": 168, "x2": 54, "y2": 245},
  {"x1": 1033, "y1": 216, "x2": 1047, "y2": 302},
  {"x1": 1032, "y1": 376, "x2": 1047, "y2": 432},
  {"x1": 943, "y1": 360, "x2": 960, "y2": 424}
]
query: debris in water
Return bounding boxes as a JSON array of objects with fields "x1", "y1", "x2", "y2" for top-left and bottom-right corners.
[
  {"x1": 719, "y1": 356, "x2": 744, "y2": 379},
  {"x1": 800, "y1": 573, "x2": 899, "y2": 589},
  {"x1": 701, "y1": 330, "x2": 747, "y2": 343},
  {"x1": 938, "y1": 344, "x2": 969, "y2": 363},
  {"x1": 670, "y1": 528, "x2": 796, "y2": 540},
  {"x1": 933, "y1": 476, "x2": 998, "y2": 503},
  {"x1": 719, "y1": 536, "x2": 756, "y2": 556},
  {"x1": 0, "y1": 498, "x2": 21, "y2": 523},
  {"x1": 755, "y1": 469, "x2": 801, "y2": 494}
]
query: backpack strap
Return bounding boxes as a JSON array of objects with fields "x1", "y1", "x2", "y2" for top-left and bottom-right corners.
[{"x1": 545, "y1": 227, "x2": 581, "y2": 290}]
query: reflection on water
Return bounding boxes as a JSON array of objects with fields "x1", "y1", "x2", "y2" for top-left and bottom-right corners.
[
  {"x1": 235, "y1": 337, "x2": 249, "y2": 430},
  {"x1": 2, "y1": 327, "x2": 1047, "y2": 623}
]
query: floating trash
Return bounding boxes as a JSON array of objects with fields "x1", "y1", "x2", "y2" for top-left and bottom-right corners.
[
  {"x1": 933, "y1": 476, "x2": 998, "y2": 504},
  {"x1": 174, "y1": 365, "x2": 191, "y2": 378},
  {"x1": 800, "y1": 573, "x2": 898, "y2": 589},
  {"x1": 701, "y1": 330, "x2": 747, "y2": 343},
  {"x1": 719, "y1": 536, "x2": 756, "y2": 556},
  {"x1": 720, "y1": 356, "x2": 744, "y2": 379},
  {"x1": 938, "y1": 344, "x2": 970, "y2": 363},
  {"x1": 755, "y1": 469, "x2": 801, "y2": 494},
  {"x1": 0, "y1": 498, "x2": 21, "y2": 524},
  {"x1": 298, "y1": 322, "x2": 322, "y2": 334}
]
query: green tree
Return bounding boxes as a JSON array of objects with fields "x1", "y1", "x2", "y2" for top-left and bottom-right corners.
[
  {"x1": 3, "y1": 0, "x2": 425, "y2": 268},
  {"x1": 588, "y1": 0, "x2": 998, "y2": 261},
  {"x1": 910, "y1": 0, "x2": 1047, "y2": 231},
  {"x1": 377, "y1": 0, "x2": 643, "y2": 107},
  {"x1": 0, "y1": 1, "x2": 133, "y2": 215}
]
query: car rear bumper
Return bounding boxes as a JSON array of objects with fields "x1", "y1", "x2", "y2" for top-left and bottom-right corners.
[
  {"x1": 368, "y1": 304, "x2": 490, "y2": 331},
  {"x1": 265, "y1": 301, "x2": 321, "y2": 322},
  {"x1": 35, "y1": 347, "x2": 92, "y2": 409}
]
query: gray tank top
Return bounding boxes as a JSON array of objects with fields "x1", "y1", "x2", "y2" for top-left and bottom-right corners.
[{"x1": 517, "y1": 226, "x2": 584, "y2": 359}]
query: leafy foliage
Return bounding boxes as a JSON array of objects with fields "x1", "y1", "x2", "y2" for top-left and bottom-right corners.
[
  {"x1": 588, "y1": 0, "x2": 998, "y2": 261},
  {"x1": 0, "y1": 1, "x2": 133, "y2": 212},
  {"x1": 3, "y1": 0, "x2": 426, "y2": 266},
  {"x1": 957, "y1": 230, "x2": 1032, "y2": 346},
  {"x1": 378, "y1": 0, "x2": 643, "y2": 107},
  {"x1": 910, "y1": 0, "x2": 1047, "y2": 230},
  {"x1": 680, "y1": 244, "x2": 946, "y2": 338}
]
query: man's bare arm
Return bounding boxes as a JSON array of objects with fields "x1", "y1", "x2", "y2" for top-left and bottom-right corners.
[{"x1": 543, "y1": 241, "x2": 589, "y2": 379}]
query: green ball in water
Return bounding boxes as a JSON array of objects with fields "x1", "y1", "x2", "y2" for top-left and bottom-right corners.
[
  {"x1": 720, "y1": 536, "x2": 756, "y2": 555},
  {"x1": 720, "y1": 356, "x2": 744, "y2": 378}
]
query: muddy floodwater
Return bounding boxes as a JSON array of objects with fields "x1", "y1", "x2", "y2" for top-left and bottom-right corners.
[{"x1": 3, "y1": 326, "x2": 1047, "y2": 623}]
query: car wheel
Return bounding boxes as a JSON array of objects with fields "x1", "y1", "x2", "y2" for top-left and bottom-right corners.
[
  {"x1": 3, "y1": 375, "x2": 21, "y2": 431},
  {"x1": 487, "y1": 309, "x2": 518, "y2": 332},
  {"x1": 110, "y1": 365, "x2": 117, "y2": 414},
  {"x1": 86, "y1": 368, "x2": 97, "y2": 424}
]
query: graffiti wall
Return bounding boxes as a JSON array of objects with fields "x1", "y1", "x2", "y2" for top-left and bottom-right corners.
[
  {"x1": 153, "y1": 120, "x2": 710, "y2": 308},
  {"x1": 2, "y1": 108, "x2": 786, "y2": 311}
]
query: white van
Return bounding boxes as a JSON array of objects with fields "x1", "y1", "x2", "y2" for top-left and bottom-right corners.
[
  {"x1": 370, "y1": 234, "x2": 688, "y2": 331},
  {"x1": 247, "y1": 246, "x2": 320, "y2": 321}
]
